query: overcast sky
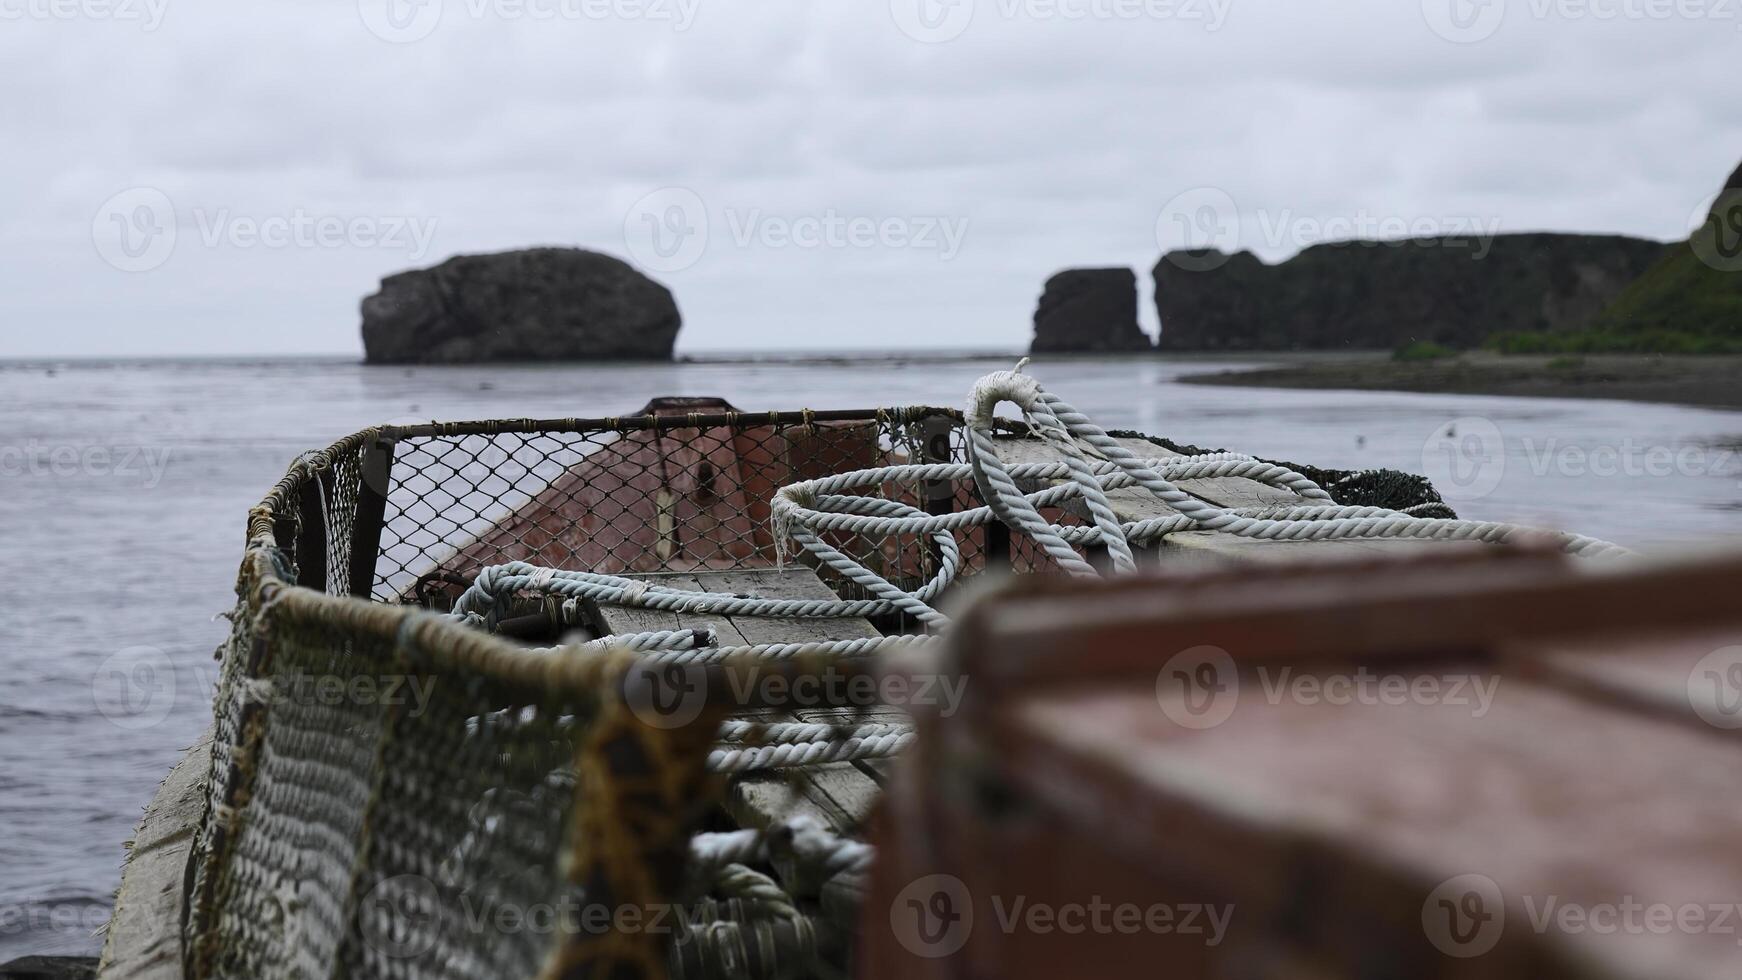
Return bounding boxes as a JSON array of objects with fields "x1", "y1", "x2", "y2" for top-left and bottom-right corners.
[{"x1": 1, "y1": 0, "x2": 1737, "y2": 357}]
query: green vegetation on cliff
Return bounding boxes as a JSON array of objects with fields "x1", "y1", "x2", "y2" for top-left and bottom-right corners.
[{"x1": 1485, "y1": 161, "x2": 1742, "y2": 354}]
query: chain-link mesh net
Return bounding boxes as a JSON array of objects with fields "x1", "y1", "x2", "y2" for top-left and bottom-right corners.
[
  {"x1": 369, "y1": 407, "x2": 1007, "y2": 615},
  {"x1": 186, "y1": 405, "x2": 1035, "y2": 980}
]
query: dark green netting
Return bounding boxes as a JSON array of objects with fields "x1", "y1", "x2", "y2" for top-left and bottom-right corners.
[{"x1": 1107, "y1": 430, "x2": 1459, "y2": 520}]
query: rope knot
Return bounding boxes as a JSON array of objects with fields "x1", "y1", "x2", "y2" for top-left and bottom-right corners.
[{"x1": 965, "y1": 370, "x2": 1042, "y2": 432}]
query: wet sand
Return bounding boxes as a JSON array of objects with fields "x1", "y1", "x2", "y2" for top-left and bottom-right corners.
[{"x1": 1177, "y1": 353, "x2": 1742, "y2": 411}]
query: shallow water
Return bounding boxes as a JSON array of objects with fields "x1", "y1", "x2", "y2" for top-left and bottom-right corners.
[{"x1": 2, "y1": 353, "x2": 1739, "y2": 959}]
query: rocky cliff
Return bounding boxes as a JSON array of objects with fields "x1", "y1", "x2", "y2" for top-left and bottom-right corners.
[
  {"x1": 361, "y1": 248, "x2": 681, "y2": 364},
  {"x1": 1587, "y1": 158, "x2": 1742, "y2": 345},
  {"x1": 1030, "y1": 267, "x2": 1153, "y2": 353},
  {"x1": 1153, "y1": 234, "x2": 1669, "y2": 351}
]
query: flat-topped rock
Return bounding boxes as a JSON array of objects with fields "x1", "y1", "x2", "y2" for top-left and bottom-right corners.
[
  {"x1": 1030, "y1": 267, "x2": 1153, "y2": 353},
  {"x1": 361, "y1": 247, "x2": 681, "y2": 364}
]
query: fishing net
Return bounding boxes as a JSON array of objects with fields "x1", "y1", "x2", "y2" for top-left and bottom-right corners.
[
  {"x1": 182, "y1": 387, "x2": 1507, "y2": 980},
  {"x1": 187, "y1": 406, "x2": 981, "y2": 980}
]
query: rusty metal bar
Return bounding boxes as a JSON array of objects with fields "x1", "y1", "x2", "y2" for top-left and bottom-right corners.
[
  {"x1": 293, "y1": 477, "x2": 328, "y2": 592},
  {"x1": 347, "y1": 435, "x2": 396, "y2": 599}
]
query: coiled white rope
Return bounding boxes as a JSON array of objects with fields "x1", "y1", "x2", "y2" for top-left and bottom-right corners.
[
  {"x1": 448, "y1": 363, "x2": 1628, "y2": 767},
  {"x1": 707, "y1": 727, "x2": 915, "y2": 772},
  {"x1": 689, "y1": 817, "x2": 874, "y2": 883},
  {"x1": 439, "y1": 364, "x2": 1632, "y2": 951},
  {"x1": 451, "y1": 359, "x2": 1631, "y2": 642}
]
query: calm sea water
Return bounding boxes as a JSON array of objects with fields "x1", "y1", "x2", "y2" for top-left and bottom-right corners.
[{"x1": 3, "y1": 353, "x2": 1740, "y2": 960}]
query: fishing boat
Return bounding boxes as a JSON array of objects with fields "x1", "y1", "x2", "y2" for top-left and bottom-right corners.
[{"x1": 88, "y1": 365, "x2": 1738, "y2": 980}]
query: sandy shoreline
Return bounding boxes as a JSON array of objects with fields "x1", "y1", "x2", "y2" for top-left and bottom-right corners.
[{"x1": 1176, "y1": 352, "x2": 1742, "y2": 411}]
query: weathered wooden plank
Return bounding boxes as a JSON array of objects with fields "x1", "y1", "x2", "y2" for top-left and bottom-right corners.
[
  {"x1": 693, "y1": 569, "x2": 893, "y2": 831},
  {"x1": 1508, "y1": 627, "x2": 1742, "y2": 733},
  {"x1": 589, "y1": 568, "x2": 896, "y2": 834},
  {"x1": 586, "y1": 573, "x2": 774, "y2": 727},
  {"x1": 582, "y1": 574, "x2": 685, "y2": 636},
  {"x1": 998, "y1": 435, "x2": 1454, "y2": 562},
  {"x1": 97, "y1": 731, "x2": 211, "y2": 980}
]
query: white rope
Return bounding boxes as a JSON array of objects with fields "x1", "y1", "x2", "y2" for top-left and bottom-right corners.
[
  {"x1": 688, "y1": 817, "x2": 874, "y2": 882},
  {"x1": 449, "y1": 362, "x2": 1630, "y2": 953},
  {"x1": 706, "y1": 728, "x2": 915, "y2": 772},
  {"x1": 716, "y1": 720, "x2": 910, "y2": 745},
  {"x1": 449, "y1": 362, "x2": 1628, "y2": 661}
]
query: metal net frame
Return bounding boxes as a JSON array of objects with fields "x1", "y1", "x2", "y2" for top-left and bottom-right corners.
[{"x1": 344, "y1": 407, "x2": 1008, "y2": 607}]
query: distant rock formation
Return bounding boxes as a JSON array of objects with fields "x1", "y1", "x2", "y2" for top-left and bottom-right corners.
[
  {"x1": 1152, "y1": 234, "x2": 1669, "y2": 351},
  {"x1": 1030, "y1": 268, "x2": 1153, "y2": 353},
  {"x1": 1592, "y1": 157, "x2": 1742, "y2": 344},
  {"x1": 361, "y1": 248, "x2": 681, "y2": 364}
]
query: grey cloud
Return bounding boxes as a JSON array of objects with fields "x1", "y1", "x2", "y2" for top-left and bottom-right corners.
[{"x1": 2, "y1": 0, "x2": 1739, "y2": 356}]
